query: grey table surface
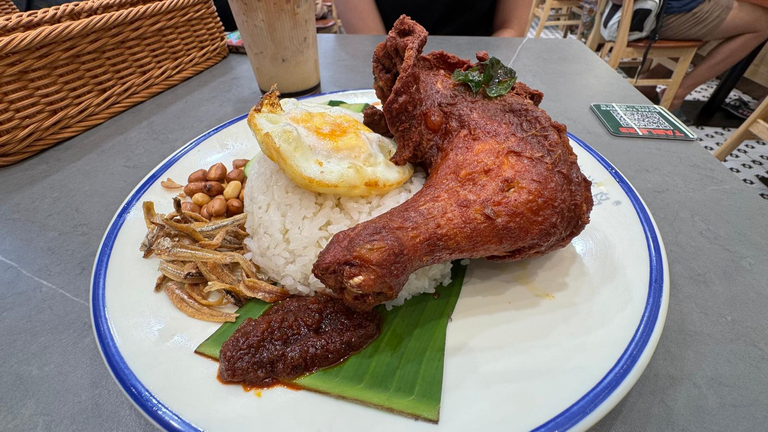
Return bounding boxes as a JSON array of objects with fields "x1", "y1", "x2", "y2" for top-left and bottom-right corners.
[{"x1": 1, "y1": 34, "x2": 766, "y2": 432}]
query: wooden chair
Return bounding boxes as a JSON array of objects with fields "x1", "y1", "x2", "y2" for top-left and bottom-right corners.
[
  {"x1": 527, "y1": 0, "x2": 584, "y2": 38},
  {"x1": 598, "y1": 0, "x2": 702, "y2": 108},
  {"x1": 316, "y1": 0, "x2": 340, "y2": 34},
  {"x1": 582, "y1": 0, "x2": 607, "y2": 51},
  {"x1": 714, "y1": 97, "x2": 768, "y2": 160}
]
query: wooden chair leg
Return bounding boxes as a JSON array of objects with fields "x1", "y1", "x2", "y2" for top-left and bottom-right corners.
[
  {"x1": 561, "y1": 7, "x2": 571, "y2": 38},
  {"x1": 600, "y1": 42, "x2": 613, "y2": 61},
  {"x1": 586, "y1": 33, "x2": 604, "y2": 53},
  {"x1": 714, "y1": 96, "x2": 768, "y2": 160},
  {"x1": 660, "y1": 49, "x2": 696, "y2": 109},
  {"x1": 534, "y1": 0, "x2": 553, "y2": 37},
  {"x1": 585, "y1": 0, "x2": 606, "y2": 51},
  {"x1": 575, "y1": 7, "x2": 586, "y2": 40},
  {"x1": 607, "y1": 44, "x2": 623, "y2": 69},
  {"x1": 527, "y1": 0, "x2": 540, "y2": 33}
]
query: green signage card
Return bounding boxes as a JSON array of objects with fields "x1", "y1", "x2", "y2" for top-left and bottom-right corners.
[{"x1": 590, "y1": 103, "x2": 696, "y2": 141}]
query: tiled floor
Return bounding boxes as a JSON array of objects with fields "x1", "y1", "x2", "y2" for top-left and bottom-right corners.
[
  {"x1": 686, "y1": 83, "x2": 768, "y2": 200},
  {"x1": 529, "y1": 18, "x2": 768, "y2": 201}
]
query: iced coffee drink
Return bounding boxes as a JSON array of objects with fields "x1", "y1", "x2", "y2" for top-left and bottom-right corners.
[{"x1": 228, "y1": 0, "x2": 321, "y2": 95}]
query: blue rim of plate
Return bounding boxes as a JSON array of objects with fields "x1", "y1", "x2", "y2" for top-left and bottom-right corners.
[{"x1": 91, "y1": 90, "x2": 665, "y2": 432}]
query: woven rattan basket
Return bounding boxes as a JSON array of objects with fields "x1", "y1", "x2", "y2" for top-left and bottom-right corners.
[
  {"x1": 0, "y1": 0, "x2": 227, "y2": 166},
  {"x1": 0, "y1": 0, "x2": 18, "y2": 17}
]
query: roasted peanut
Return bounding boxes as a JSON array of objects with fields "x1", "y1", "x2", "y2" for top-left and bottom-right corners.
[
  {"x1": 226, "y1": 168, "x2": 245, "y2": 184},
  {"x1": 184, "y1": 182, "x2": 205, "y2": 196},
  {"x1": 185, "y1": 181, "x2": 223, "y2": 197},
  {"x1": 200, "y1": 205, "x2": 212, "y2": 220},
  {"x1": 223, "y1": 181, "x2": 242, "y2": 200},
  {"x1": 239, "y1": 188, "x2": 244, "y2": 202},
  {"x1": 181, "y1": 202, "x2": 201, "y2": 214},
  {"x1": 214, "y1": 194, "x2": 225, "y2": 201},
  {"x1": 186, "y1": 181, "x2": 225, "y2": 197},
  {"x1": 192, "y1": 193, "x2": 211, "y2": 206},
  {"x1": 207, "y1": 163, "x2": 227, "y2": 182},
  {"x1": 184, "y1": 182, "x2": 204, "y2": 196},
  {"x1": 209, "y1": 197, "x2": 227, "y2": 217},
  {"x1": 226, "y1": 198, "x2": 244, "y2": 216},
  {"x1": 187, "y1": 169, "x2": 207, "y2": 183},
  {"x1": 205, "y1": 182, "x2": 225, "y2": 196},
  {"x1": 233, "y1": 159, "x2": 249, "y2": 170}
]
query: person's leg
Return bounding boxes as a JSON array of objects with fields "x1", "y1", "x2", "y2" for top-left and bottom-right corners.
[{"x1": 667, "y1": 1, "x2": 768, "y2": 110}]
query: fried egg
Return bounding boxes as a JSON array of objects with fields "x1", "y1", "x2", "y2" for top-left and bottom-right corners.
[{"x1": 247, "y1": 90, "x2": 413, "y2": 197}]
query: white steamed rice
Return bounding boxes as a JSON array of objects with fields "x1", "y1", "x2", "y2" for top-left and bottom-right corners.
[{"x1": 243, "y1": 153, "x2": 452, "y2": 308}]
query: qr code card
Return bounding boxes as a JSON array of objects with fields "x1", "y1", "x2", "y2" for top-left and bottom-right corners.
[{"x1": 591, "y1": 103, "x2": 696, "y2": 141}]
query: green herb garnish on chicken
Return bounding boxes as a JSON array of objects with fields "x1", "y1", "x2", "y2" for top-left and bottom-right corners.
[{"x1": 452, "y1": 56, "x2": 517, "y2": 97}]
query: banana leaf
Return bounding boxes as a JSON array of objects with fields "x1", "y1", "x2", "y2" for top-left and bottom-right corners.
[
  {"x1": 194, "y1": 299, "x2": 272, "y2": 359},
  {"x1": 195, "y1": 262, "x2": 466, "y2": 423}
]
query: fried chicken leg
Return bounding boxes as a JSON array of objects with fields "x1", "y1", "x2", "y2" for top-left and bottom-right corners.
[{"x1": 313, "y1": 16, "x2": 593, "y2": 310}]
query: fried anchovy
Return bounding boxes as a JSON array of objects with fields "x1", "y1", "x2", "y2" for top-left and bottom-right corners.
[
  {"x1": 142, "y1": 201, "x2": 157, "y2": 230},
  {"x1": 158, "y1": 261, "x2": 207, "y2": 284},
  {"x1": 159, "y1": 217, "x2": 208, "y2": 242},
  {"x1": 197, "y1": 260, "x2": 240, "y2": 285},
  {"x1": 192, "y1": 213, "x2": 247, "y2": 236},
  {"x1": 205, "y1": 279, "x2": 289, "y2": 303},
  {"x1": 163, "y1": 281, "x2": 237, "y2": 322},
  {"x1": 153, "y1": 238, "x2": 240, "y2": 263},
  {"x1": 185, "y1": 283, "x2": 227, "y2": 307}
]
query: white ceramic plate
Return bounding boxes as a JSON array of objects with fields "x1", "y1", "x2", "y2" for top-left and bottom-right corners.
[{"x1": 92, "y1": 90, "x2": 669, "y2": 432}]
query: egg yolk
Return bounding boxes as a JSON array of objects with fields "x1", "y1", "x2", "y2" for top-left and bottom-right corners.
[{"x1": 288, "y1": 111, "x2": 372, "y2": 159}]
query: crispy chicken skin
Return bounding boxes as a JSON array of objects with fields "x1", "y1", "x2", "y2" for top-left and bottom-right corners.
[
  {"x1": 362, "y1": 105, "x2": 393, "y2": 138},
  {"x1": 313, "y1": 16, "x2": 593, "y2": 310}
]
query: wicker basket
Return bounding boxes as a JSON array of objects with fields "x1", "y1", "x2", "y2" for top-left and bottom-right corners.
[
  {"x1": 0, "y1": 0, "x2": 228, "y2": 166},
  {"x1": 0, "y1": 0, "x2": 18, "y2": 17}
]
